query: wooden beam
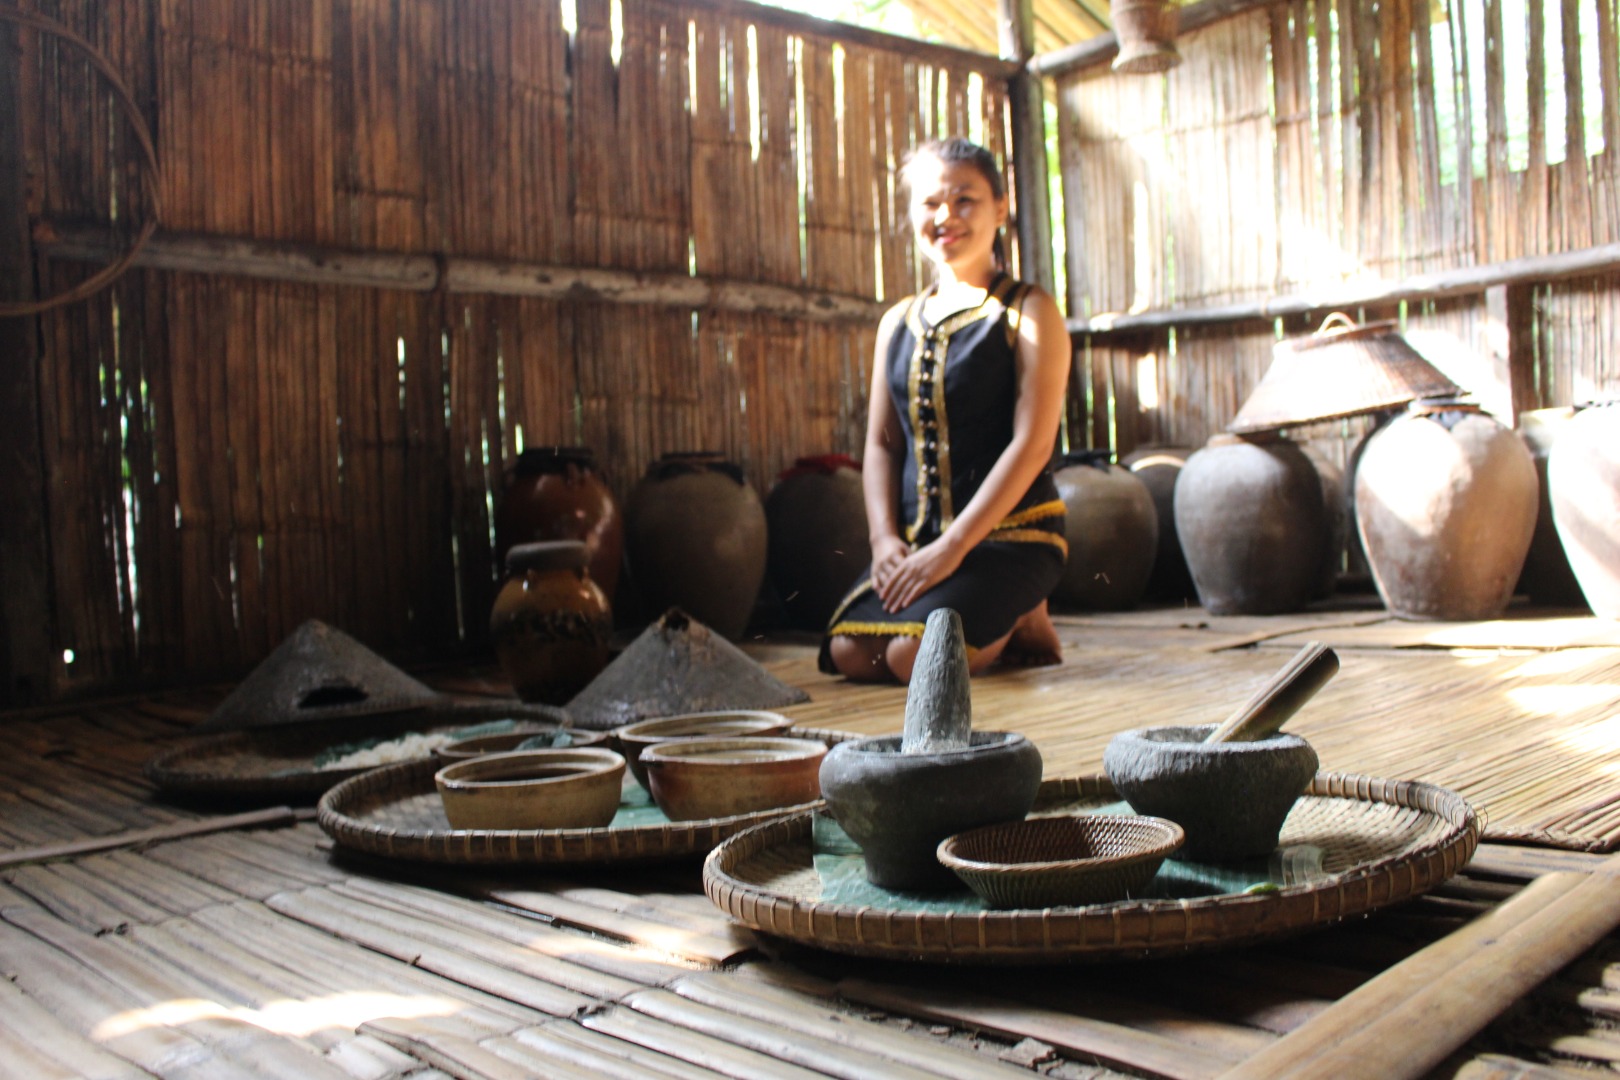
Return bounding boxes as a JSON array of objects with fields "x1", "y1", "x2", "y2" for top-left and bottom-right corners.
[
  {"x1": 0, "y1": 18, "x2": 53, "y2": 709},
  {"x1": 1070, "y1": 241, "x2": 1620, "y2": 336},
  {"x1": 37, "y1": 224, "x2": 889, "y2": 324},
  {"x1": 1030, "y1": 0, "x2": 1283, "y2": 78},
  {"x1": 1000, "y1": 0, "x2": 1055, "y2": 295},
  {"x1": 1222, "y1": 857, "x2": 1620, "y2": 1080}
]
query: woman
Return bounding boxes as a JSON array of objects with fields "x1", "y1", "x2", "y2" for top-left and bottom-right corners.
[{"x1": 821, "y1": 137, "x2": 1071, "y2": 683}]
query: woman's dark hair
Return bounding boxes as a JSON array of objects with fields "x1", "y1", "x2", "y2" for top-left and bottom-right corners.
[{"x1": 899, "y1": 137, "x2": 1010, "y2": 272}]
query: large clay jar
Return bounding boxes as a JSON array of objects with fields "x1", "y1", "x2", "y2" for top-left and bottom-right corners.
[
  {"x1": 1122, "y1": 446, "x2": 1196, "y2": 601},
  {"x1": 495, "y1": 446, "x2": 624, "y2": 603},
  {"x1": 765, "y1": 455, "x2": 871, "y2": 630},
  {"x1": 489, "y1": 540, "x2": 612, "y2": 705},
  {"x1": 1355, "y1": 402, "x2": 1538, "y2": 620},
  {"x1": 624, "y1": 452, "x2": 767, "y2": 640},
  {"x1": 1052, "y1": 451, "x2": 1158, "y2": 610},
  {"x1": 1520, "y1": 407, "x2": 1592, "y2": 609},
  {"x1": 1548, "y1": 401, "x2": 1620, "y2": 619},
  {"x1": 1173, "y1": 433, "x2": 1327, "y2": 615}
]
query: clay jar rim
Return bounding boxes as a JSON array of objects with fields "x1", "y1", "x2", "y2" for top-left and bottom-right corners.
[
  {"x1": 614, "y1": 709, "x2": 792, "y2": 743},
  {"x1": 434, "y1": 747, "x2": 626, "y2": 791},
  {"x1": 639, "y1": 735, "x2": 828, "y2": 768}
]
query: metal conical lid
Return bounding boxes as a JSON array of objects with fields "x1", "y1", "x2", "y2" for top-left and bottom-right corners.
[
  {"x1": 192, "y1": 619, "x2": 443, "y2": 733},
  {"x1": 1228, "y1": 314, "x2": 1464, "y2": 435},
  {"x1": 564, "y1": 608, "x2": 810, "y2": 730}
]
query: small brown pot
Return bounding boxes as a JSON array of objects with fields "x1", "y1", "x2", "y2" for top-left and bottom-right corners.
[
  {"x1": 489, "y1": 540, "x2": 612, "y2": 705},
  {"x1": 434, "y1": 748, "x2": 626, "y2": 830},
  {"x1": 639, "y1": 736, "x2": 826, "y2": 822}
]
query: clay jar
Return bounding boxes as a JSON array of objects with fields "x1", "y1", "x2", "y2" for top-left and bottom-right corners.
[
  {"x1": 1515, "y1": 408, "x2": 1587, "y2": 608},
  {"x1": 495, "y1": 446, "x2": 624, "y2": 602},
  {"x1": 1173, "y1": 433, "x2": 1327, "y2": 615},
  {"x1": 624, "y1": 452, "x2": 767, "y2": 640},
  {"x1": 1547, "y1": 401, "x2": 1620, "y2": 619},
  {"x1": 1051, "y1": 451, "x2": 1158, "y2": 611},
  {"x1": 819, "y1": 732, "x2": 1043, "y2": 892},
  {"x1": 1122, "y1": 447, "x2": 1196, "y2": 601},
  {"x1": 489, "y1": 540, "x2": 612, "y2": 705},
  {"x1": 765, "y1": 455, "x2": 871, "y2": 630},
  {"x1": 1354, "y1": 402, "x2": 1538, "y2": 620}
]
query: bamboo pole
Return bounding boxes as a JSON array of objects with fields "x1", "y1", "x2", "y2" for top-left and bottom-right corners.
[
  {"x1": 0, "y1": 806, "x2": 309, "y2": 869},
  {"x1": 999, "y1": 0, "x2": 1054, "y2": 294}
]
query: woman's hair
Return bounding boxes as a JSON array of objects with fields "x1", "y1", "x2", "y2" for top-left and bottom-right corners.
[{"x1": 899, "y1": 138, "x2": 1010, "y2": 272}]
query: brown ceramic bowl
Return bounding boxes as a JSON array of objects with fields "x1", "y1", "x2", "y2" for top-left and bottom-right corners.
[
  {"x1": 433, "y1": 727, "x2": 607, "y2": 764},
  {"x1": 434, "y1": 748, "x2": 626, "y2": 830},
  {"x1": 613, "y1": 710, "x2": 793, "y2": 790},
  {"x1": 639, "y1": 736, "x2": 826, "y2": 822}
]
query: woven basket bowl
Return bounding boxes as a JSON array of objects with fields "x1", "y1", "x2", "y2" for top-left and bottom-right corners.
[{"x1": 937, "y1": 813, "x2": 1185, "y2": 909}]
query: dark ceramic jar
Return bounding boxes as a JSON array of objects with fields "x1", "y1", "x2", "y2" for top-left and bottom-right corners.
[
  {"x1": 624, "y1": 452, "x2": 767, "y2": 640},
  {"x1": 495, "y1": 446, "x2": 624, "y2": 603},
  {"x1": 1052, "y1": 450, "x2": 1158, "y2": 611},
  {"x1": 490, "y1": 540, "x2": 612, "y2": 705},
  {"x1": 765, "y1": 455, "x2": 870, "y2": 629},
  {"x1": 1354, "y1": 402, "x2": 1537, "y2": 620},
  {"x1": 1122, "y1": 446, "x2": 1196, "y2": 601}
]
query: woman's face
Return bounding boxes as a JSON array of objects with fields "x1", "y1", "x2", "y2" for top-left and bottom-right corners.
[{"x1": 906, "y1": 154, "x2": 1007, "y2": 275}]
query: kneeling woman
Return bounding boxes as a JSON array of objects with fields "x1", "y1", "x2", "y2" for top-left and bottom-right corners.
[{"x1": 821, "y1": 138, "x2": 1071, "y2": 684}]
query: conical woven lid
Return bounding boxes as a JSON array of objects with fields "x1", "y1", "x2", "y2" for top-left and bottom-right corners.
[
  {"x1": 1228, "y1": 314, "x2": 1464, "y2": 435},
  {"x1": 565, "y1": 608, "x2": 810, "y2": 730},
  {"x1": 193, "y1": 619, "x2": 443, "y2": 733}
]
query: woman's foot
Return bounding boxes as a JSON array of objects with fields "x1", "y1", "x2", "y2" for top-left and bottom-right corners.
[{"x1": 1001, "y1": 601, "x2": 1063, "y2": 667}]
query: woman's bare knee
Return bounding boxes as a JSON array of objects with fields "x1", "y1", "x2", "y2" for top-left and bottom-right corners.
[
  {"x1": 829, "y1": 635, "x2": 892, "y2": 682},
  {"x1": 883, "y1": 636, "x2": 922, "y2": 683}
]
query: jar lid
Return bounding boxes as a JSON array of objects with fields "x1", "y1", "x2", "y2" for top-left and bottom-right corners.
[
  {"x1": 513, "y1": 447, "x2": 596, "y2": 475},
  {"x1": 507, "y1": 540, "x2": 589, "y2": 574}
]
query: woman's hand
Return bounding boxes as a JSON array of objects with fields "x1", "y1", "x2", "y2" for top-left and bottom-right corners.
[
  {"x1": 868, "y1": 534, "x2": 910, "y2": 599},
  {"x1": 876, "y1": 536, "x2": 965, "y2": 613}
]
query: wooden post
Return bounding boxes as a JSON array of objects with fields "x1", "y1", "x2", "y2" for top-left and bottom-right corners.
[
  {"x1": 999, "y1": 0, "x2": 1054, "y2": 295},
  {"x1": 0, "y1": 19, "x2": 53, "y2": 709},
  {"x1": 1488, "y1": 283, "x2": 1540, "y2": 424}
]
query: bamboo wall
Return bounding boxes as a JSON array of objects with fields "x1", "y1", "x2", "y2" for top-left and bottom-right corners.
[
  {"x1": 9, "y1": 0, "x2": 1015, "y2": 702},
  {"x1": 1057, "y1": 0, "x2": 1620, "y2": 458}
]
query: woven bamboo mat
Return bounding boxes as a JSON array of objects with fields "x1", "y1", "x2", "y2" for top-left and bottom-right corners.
[{"x1": 761, "y1": 606, "x2": 1620, "y2": 853}]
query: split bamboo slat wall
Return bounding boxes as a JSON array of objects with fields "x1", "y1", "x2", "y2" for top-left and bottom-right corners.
[
  {"x1": 1057, "y1": 0, "x2": 1620, "y2": 459},
  {"x1": 15, "y1": 0, "x2": 1016, "y2": 700}
]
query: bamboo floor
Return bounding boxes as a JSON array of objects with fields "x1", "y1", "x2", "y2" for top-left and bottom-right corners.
[{"x1": 4, "y1": 603, "x2": 1620, "y2": 1079}]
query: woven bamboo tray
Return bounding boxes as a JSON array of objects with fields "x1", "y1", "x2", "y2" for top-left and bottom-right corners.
[
  {"x1": 702, "y1": 772, "x2": 1480, "y2": 963},
  {"x1": 144, "y1": 699, "x2": 570, "y2": 804},
  {"x1": 317, "y1": 725, "x2": 856, "y2": 866}
]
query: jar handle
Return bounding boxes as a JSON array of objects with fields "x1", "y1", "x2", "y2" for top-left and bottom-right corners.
[{"x1": 1316, "y1": 311, "x2": 1357, "y2": 334}]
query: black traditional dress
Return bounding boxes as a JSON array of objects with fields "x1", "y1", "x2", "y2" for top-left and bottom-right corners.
[{"x1": 820, "y1": 274, "x2": 1067, "y2": 670}]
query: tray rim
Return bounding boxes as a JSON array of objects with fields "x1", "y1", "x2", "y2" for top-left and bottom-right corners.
[
  {"x1": 144, "y1": 699, "x2": 571, "y2": 802},
  {"x1": 315, "y1": 724, "x2": 857, "y2": 865},
  {"x1": 701, "y1": 771, "x2": 1481, "y2": 963}
]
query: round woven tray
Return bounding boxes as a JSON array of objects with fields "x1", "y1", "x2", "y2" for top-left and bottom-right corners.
[
  {"x1": 703, "y1": 772, "x2": 1480, "y2": 963},
  {"x1": 317, "y1": 725, "x2": 856, "y2": 866},
  {"x1": 144, "y1": 699, "x2": 571, "y2": 804}
]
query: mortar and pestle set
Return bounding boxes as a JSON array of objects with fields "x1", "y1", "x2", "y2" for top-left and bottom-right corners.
[{"x1": 819, "y1": 608, "x2": 1340, "y2": 904}]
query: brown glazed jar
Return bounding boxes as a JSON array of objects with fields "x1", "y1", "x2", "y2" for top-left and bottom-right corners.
[
  {"x1": 490, "y1": 540, "x2": 612, "y2": 705},
  {"x1": 765, "y1": 455, "x2": 870, "y2": 630},
  {"x1": 494, "y1": 446, "x2": 624, "y2": 602},
  {"x1": 624, "y1": 452, "x2": 767, "y2": 640}
]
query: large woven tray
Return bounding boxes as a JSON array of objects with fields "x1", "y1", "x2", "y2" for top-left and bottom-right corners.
[
  {"x1": 144, "y1": 700, "x2": 570, "y2": 804},
  {"x1": 317, "y1": 725, "x2": 854, "y2": 866},
  {"x1": 703, "y1": 772, "x2": 1480, "y2": 963}
]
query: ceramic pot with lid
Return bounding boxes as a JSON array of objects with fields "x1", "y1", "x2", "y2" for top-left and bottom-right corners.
[
  {"x1": 490, "y1": 540, "x2": 612, "y2": 705},
  {"x1": 494, "y1": 446, "x2": 624, "y2": 602}
]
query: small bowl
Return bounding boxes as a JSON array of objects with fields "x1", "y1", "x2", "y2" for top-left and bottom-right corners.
[
  {"x1": 433, "y1": 727, "x2": 607, "y2": 763},
  {"x1": 434, "y1": 748, "x2": 626, "y2": 830},
  {"x1": 936, "y1": 814, "x2": 1185, "y2": 909},
  {"x1": 639, "y1": 736, "x2": 826, "y2": 822},
  {"x1": 1103, "y1": 724, "x2": 1319, "y2": 862},
  {"x1": 613, "y1": 710, "x2": 792, "y2": 789}
]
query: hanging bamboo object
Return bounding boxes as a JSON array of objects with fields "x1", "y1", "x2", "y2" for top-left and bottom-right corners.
[{"x1": 1110, "y1": 0, "x2": 1182, "y2": 74}]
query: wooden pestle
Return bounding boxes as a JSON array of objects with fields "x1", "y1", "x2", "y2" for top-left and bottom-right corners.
[
  {"x1": 1205, "y1": 641, "x2": 1339, "y2": 743},
  {"x1": 900, "y1": 609, "x2": 973, "y2": 754}
]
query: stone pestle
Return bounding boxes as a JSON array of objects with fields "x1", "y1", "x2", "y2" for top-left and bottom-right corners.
[
  {"x1": 900, "y1": 609, "x2": 972, "y2": 754},
  {"x1": 818, "y1": 606, "x2": 1045, "y2": 891}
]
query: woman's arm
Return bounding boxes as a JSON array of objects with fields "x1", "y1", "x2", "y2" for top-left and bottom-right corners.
[
  {"x1": 863, "y1": 302, "x2": 912, "y2": 600},
  {"x1": 878, "y1": 285, "x2": 1072, "y2": 612}
]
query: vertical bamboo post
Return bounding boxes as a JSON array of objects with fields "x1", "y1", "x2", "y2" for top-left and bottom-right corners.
[
  {"x1": 999, "y1": 0, "x2": 1054, "y2": 294},
  {"x1": 0, "y1": 18, "x2": 53, "y2": 707}
]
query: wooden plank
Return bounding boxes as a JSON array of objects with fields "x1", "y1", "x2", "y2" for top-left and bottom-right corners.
[
  {"x1": 579, "y1": 1001, "x2": 831, "y2": 1080},
  {"x1": 489, "y1": 1023, "x2": 730, "y2": 1079},
  {"x1": 0, "y1": 973, "x2": 151, "y2": 1080},
  {"x1": 1223, "y1": 859, "x2": 1620, "y2": 1079},
  {"x1": 362, "y1": 1016, "x2": 596, "y2": 1080},
  {"x1": 0, "y1": 805, "x2": 304, "y2": 869},
  {"x1": 838, "y1": 977, "x2": 1238, "y2": 1080}
]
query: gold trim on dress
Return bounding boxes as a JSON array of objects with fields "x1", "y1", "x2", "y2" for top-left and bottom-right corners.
[
  {"x1": 988, "y1": 529, "x2": 1070, "y2": 558},
  {"x1": 994, "y1": 499, "x2": 1066, "y2": 530},
  {"x1": 829, "y1": 620, "x2": 928, "y2": 640}
]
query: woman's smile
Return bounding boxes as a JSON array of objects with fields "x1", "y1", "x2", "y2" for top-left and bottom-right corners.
[{"x1": 907, "y1": 156, "x2": 1007, "y2": 278}]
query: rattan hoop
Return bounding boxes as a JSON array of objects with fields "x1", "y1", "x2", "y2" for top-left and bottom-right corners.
[{"x1": 703, "y1": 772, "x2": 1480, "y2": 963}]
